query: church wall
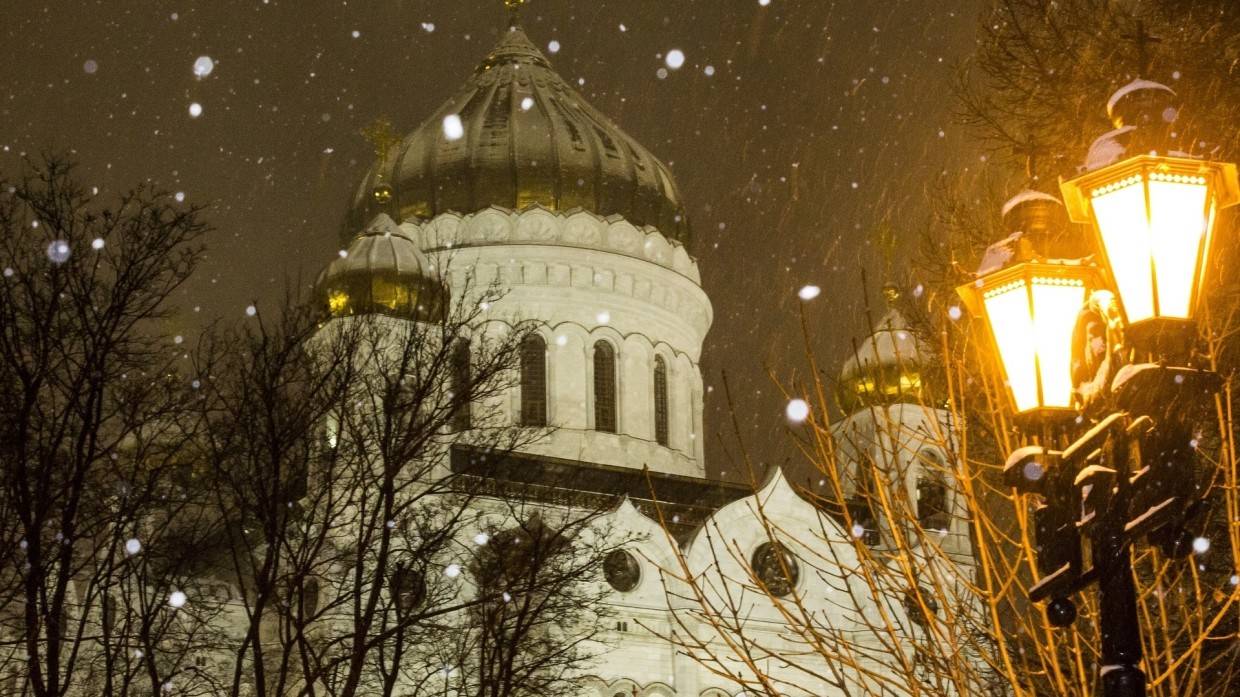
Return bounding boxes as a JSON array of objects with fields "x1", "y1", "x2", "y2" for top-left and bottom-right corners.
[{"x1": 410, "y1": 208, "x2": 712, "y2": 478}]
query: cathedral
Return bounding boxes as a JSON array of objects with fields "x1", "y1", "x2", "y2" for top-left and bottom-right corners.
[{"x1": 312, "y1": 8, "x2": 974, "y2": 697}]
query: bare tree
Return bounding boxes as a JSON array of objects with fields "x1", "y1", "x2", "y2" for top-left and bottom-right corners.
[
  {"x1": 0, "y1": 154, "x2": 221, "y2": 697},
  {"x1": 0, "y1": 157, "x2": 624, "y2": 697}
]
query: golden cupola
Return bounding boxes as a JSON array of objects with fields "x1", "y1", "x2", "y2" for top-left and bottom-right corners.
[
  {"x1": 349, "y1": 20, "x2": 691, "y2": 248},
  {"x1": 837, "y1": 288, "x2": 928, "y2": 412},
  {"x1": 316, "y1": 213, "x2": 445, "y2": 322}
]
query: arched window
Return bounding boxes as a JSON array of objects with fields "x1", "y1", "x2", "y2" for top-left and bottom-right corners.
[
  {"x1": 916, "y1": 473, "x2": 950, "y2": 531},
  {"x1": 302, "y1": 577, "x2": 321, "y2": 618},
  {"x1": 593, "y1": 341, "x2": 617, "y2": 433},
  {"x1": 653, "y1": 356, "x2": 669, "y2": 446},
  {"x1": 519, "y1": 334, "x2": 547, "y2": 426},
  {"x1": 391, "y1": 563, "x2": 426, "y2": 615},
  {"x1": 451, "y1": 339, "x2": 471, "y2": 431}
]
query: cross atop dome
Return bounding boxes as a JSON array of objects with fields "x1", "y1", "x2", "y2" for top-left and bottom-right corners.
[{"x1": 503, "y1": 0, "x2": 528, "y2": 26}]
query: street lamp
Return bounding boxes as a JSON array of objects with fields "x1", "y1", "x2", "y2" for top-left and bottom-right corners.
[
  {"x1": 1061, "y1": 154, "x2": 1240, "y2": 353},
  {"x1": 957, "y1": 194, "x2": 1101, "y2": 419},
  {"x1": 960, "y1": 80, "x2": 1236, "y2": 697}
]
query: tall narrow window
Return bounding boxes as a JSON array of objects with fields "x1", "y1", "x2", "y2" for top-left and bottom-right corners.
[
  {"x1": 916, "y1": 474, "x2": 950, "y2": 532},
  {"x1": 451, "y1": 339, "x2": 472, "y2": 431},
  {"x1": 593, "y1": 341, "x2": 617, "y2": 433},
  {"x1": 520, "y1": 334, "x2": 547, "y2": 426},
  {"x1": 653, "y1": 356, "x2": 669, "y2": 446}
]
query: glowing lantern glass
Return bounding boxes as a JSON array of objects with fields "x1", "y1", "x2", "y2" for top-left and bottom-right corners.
[
  {"x1": 959, "y1": 263, "x2": 1097, "y2": 415},
  {"x1": 1061, "y1": 155, "x2": 1240, "y2": 332}
]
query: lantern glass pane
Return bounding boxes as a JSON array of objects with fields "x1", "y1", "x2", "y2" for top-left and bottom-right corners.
[
  {"x1": 1092, "y1": 176, "x2": 1155, "y2": 322},
  {"x1": 1031, "y1": 277, "x2": 1087, "y2": 408},
  {"x1": 1148, "y1": 174, "x2": 1209, "y2": 319},
  {"x1": 983, "y1": 281, "x2": 1039, "y2": 412}
]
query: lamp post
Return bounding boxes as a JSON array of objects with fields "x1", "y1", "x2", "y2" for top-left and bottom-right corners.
[{"x1": 958, "y1": 81, "x2": 1238, "y2": 697}]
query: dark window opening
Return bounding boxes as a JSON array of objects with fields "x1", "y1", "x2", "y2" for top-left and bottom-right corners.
[
  {"x1": 520, "y1": 334, "x2": 547, "y2": 426},
  {"x1": 917, "y1": 475, "x2": 951, "y2": 531},
  {"x1": 653, "y1": 356, "x2": 669, "y2": 446},
  {"x1": 593, "y1": 341, "x2": 617, "y2": 433},
  {"x1": 451, "y1": 339, "x2": 472, "y2": 431}
]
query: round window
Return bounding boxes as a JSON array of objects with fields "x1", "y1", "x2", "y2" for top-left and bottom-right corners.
[
  {"x1": 751, "y1": 542, "x2": 799, "y2": 597},
  {"x1": 603, "y1": 549, "x2": 641, "y2": 593}
]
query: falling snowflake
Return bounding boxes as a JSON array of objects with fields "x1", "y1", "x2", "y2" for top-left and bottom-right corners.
[
  {"x1": 473, "y1": 532, "x2": 490, "y2": 546},
  {"x1": 798, "y1": 285, "x2": 820, "y2": 300},
  {"x1": 91, "y1": 238, "x2": 105, "y2": 250},
  {"x1": 168, "y1": 591, "x2": 187, "y2": 608},
  {"x1": 596, "y1": 311, "x2": 611, "y2": 324},
  {"x1": 442, "y1": 114, "x2": 464, "y2": 141},
  {"x1": 547, "y1": 40, "x2": 561, "y2": 54},
  {"x1": 174, "y1": 191, "x2": 185, "y2": 202},
  {"x1": 188, "y1": 102, "x2": 203, "y2": 118},
  {"x1": 785, "y1": 398, "x2": 809, "y2": 423},
  {"x1": 444, "y1": 563, "x2": 462, "y2": 578},
  {"x1": 665, "y1": 49, "x2": 685, "y2": 69},
  {"x1": 245, "y1": 305, "x2": 257, "y2": 317},
  {"x1": 192, "y1": 56, "x2": 214, "y2": 78},
  {"x1": 125, "y1": 538, "x2": 142, "y2": 555},
  {"x1": 83, "y1": 59, "x2": 99, "y2": 74},
  {"x1": 46, "y1": 240, "x2": 71, "y2": 264}
]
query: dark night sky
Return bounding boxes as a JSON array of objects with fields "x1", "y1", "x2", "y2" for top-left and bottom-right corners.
[{"x1": 1, "y1": 0, "x2": 984, "y2": 484}]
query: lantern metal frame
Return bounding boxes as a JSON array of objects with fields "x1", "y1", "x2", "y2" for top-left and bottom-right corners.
[
  {"x1": 1061, "y1": 154, "x2": 1240, "y2": 355},
  {"x1": 958, "y1": 260, "x2": 1103, "y2": 422}
]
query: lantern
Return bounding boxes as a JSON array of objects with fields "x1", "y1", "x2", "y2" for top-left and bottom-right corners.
[
  {"x1": 1061, "y1": 155, "x2": 1239, "y2": 344},
  {"x1": 959, "y1": 261, "x2": 1100, "y2": 416}
]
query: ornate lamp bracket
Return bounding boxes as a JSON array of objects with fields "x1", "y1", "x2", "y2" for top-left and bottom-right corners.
[{"x1": 1072, "y1": 290, "x2": 1128, "y2": 414}]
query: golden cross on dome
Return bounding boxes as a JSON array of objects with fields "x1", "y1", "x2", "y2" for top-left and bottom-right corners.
[
  {"x1": 360, "y1": 117, "x2": 400, "y2": 163},
  {"x1": 504, "y1": 0, "x2": 527, "y2": 24}
]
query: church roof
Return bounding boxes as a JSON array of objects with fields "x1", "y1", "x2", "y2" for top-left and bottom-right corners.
[
  {"x1": 350, "y1": 22, "x2": 692, "y2": 248},
  {"x1": 316, "y1": 213, "x2": 445, "y2": 321}
]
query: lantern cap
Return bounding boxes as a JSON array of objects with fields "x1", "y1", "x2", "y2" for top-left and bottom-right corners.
[
  {"x1": 959, "y1": 254, "x2": 1097, "y2": 318},
  {"x1": 1061, "y1": 153, "x2": 1240, "y2": 224}
]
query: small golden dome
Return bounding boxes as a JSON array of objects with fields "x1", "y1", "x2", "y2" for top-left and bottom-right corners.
[
  {"x1": 316, "y1": 214, "x2": 445, "y2": 322},
  {"x1": 838, "y1": 307, "x2": 927, "y2": 411}
]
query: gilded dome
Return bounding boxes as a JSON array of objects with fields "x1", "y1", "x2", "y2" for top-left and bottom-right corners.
[
  {"x1": 317, "y1": 214, "x2": 445, "y2": 322},
  {"x1": 349, "y1": 24, "x2": 691, "y2": 248},
  {"x1": 838, "y1": 301, "x2": 927, "y2": 411}
]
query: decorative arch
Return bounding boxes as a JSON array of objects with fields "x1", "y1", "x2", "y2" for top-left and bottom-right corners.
[{"x1": 593, "y1": 339, "x2": 618, "y2": 432}]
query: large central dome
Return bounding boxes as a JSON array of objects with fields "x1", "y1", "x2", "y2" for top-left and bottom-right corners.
[{"x1": 350, "y1": 23, "x2": 691, "y2": 247}]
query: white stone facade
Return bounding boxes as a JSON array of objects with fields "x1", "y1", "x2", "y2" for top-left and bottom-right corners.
[{"x1": 408, "y1": 206, "x2": 711, "y2": 478}]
